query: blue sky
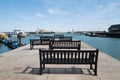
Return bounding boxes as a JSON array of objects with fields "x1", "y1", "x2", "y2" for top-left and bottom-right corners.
[{"x1": 0, "y1": 0, "x2": 120, "y2": 32}]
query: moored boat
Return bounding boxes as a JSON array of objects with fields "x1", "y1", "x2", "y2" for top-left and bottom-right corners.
[
  {"x1": 0, "y1": 33, "x2": 8, "y2": 40},
  {"x1": 2, "y1": 39, "x2": 19, "y2": 49},
  {"x1": 12, "y1": 29, "x2": 27, "y2": 38}
]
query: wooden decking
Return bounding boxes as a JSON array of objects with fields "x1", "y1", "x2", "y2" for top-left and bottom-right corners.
[{"x1": 0, "y1": 42, "x2": 120, "y2": 80}]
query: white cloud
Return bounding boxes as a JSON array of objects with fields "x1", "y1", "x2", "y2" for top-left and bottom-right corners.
[
  {"x1": 48, "y1": 8, "x2": 67, "y2": 15},
  {"x1": 36, "y1": 13, "x2": 45, "y2": 18}
]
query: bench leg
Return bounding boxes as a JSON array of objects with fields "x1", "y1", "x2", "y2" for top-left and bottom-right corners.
[
  {"x1": 40, "y1": 63, "x2": 43, "y2": 75},
  {"x1": 30, "y1": 45, "x2": 32, "y2": 49},
  {"x1": 32, "y1": 45, "x2": 34, "y2": 49},
  {"x1": 43, "y1": 64, "x2": 45, "y2": 69},
  {"x1": 94, "y1": 64, "x2": 97, "y2": 75},
  {"x1": 90, "y1": 64, "x2": 93, "y2": 70},
  {"x1": 30, "y1": 45, "x2": 33, "y2": 49}
]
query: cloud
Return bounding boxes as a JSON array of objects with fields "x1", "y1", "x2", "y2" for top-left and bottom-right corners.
[
  {"x1": 36, "y1": 13, "x2": 45, "y2": 18},
  {"x1": 48, "y1": 8, "x2": 67, "y2": 15}
]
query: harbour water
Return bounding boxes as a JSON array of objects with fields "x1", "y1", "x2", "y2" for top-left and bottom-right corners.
[{"x1": 0, "y1": 33, "x2": 120, "y2": 61}]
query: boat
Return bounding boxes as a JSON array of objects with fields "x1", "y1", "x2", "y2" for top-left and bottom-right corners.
[
  {"x1": 2, "y1": 39, "x2": 19, "y2": 49},
  {"x1": 12, "y1": 29, "x2": 27, "y2": 38},
  {"x1": 0, "y1": 33, "x2": 8, "y2": 40}
]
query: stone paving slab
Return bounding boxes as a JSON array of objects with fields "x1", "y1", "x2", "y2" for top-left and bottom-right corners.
[{"x1": 0, "y1": 42, "x2": 120, "y2": 80}]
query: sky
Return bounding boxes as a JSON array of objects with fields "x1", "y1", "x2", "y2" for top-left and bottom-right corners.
[{"x1": 0, "y1": 0, "x2": 120, "y2": 32}]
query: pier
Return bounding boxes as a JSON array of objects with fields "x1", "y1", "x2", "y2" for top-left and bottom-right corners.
[{"x1": 0, "y1": 42, "x2": 120, "y2": 80}]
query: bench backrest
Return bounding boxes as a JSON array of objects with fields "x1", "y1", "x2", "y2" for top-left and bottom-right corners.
[
  {"x1": 40, "y1": 36, "x2": 54, "y2": 41},
  {"x1": 56, "y1": 37, "x2": 72, "y2": 41},
  {"x1": 39, "y1": 36, "x2": 54, "y2": 45},
  {"x1": 39, "y1": 49, "x2": 99, "y2": 64},
  {"x1": 49, "y1": 40, "x2": 81, "y2": 50},
  {"x1": 54, "y1": 34, "x2": 64, "y2": 38},
  {"x1": 30, "y1": 36, "x2": 54, "y2": 45},
  {"x1": 30, "y1": 39, "x2": 40, "y2": 45}
]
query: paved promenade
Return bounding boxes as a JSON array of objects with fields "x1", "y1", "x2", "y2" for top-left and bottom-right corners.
[{"x1": 0, "y1": 42, "x2": 120, "y2": 80}]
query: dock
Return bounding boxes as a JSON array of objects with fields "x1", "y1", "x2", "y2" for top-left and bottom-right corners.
[{"x1": 0, "y1": 42, "x2": 120, "y2": 80}]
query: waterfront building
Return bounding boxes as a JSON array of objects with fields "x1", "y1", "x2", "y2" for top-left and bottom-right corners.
[{"x1": 108, "y1": 24, "x2": 120, "y2": 32}]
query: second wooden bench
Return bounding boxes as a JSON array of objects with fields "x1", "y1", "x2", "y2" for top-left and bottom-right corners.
[{"x1": 49, "y1": 40, "x2": 81, "y2": 50}]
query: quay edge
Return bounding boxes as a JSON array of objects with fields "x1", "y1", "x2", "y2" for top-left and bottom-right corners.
[{"x1": 0, "y1": 43, "x2": 120, "y2": 80}]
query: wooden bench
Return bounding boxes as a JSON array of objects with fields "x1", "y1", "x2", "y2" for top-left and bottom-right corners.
[
  {"x1": 30, "y1": 39, "x2": 40, "y2": 49},
  {"x1": 55, "y1": 36, "x2": 72, "y2": 41},
  {"x1": 49, "y1": 40, "x2": 81, "y2": 50},
  {"x1": 30, "y1": 36, "x2": 54, "y2": 49},
  {"x1": 54, "y1": 34, "x2": 64, "y2": 39},
  {"x1": 39, "y1": 49, "x2": 99, "y2": 75},
  {"x1": 40, "y1": 36, "x2": 54, "y2": 41}
]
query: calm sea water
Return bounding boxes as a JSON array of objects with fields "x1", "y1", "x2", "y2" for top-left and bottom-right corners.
[{"x1": 0, "y1": 33, "x2": 120, "y2": 61}]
